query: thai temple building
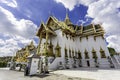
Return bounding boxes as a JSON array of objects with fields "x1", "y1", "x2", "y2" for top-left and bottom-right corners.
[
  {"x1": 15, "y1": 41, "x2": 36, "y2": 63},
  {"x1": 35, "y1": 13, "x2": 115, "y2": 70}
]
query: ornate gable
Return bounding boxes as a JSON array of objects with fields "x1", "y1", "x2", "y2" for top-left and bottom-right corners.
[
  {"x1": 36, "y1": 23, "x2": 46, "y2": 36},
  {"x1": 46, "y1": 16, "x2": 60, "y2": 30}
]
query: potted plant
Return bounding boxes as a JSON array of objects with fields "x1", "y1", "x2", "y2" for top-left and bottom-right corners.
[
  {"x1": 94, "y1": 57, "x2": 99, "y2": 67},
  {"x1": 73, "y1": 56, "x2": 77, "y2": 68},
  {"x1": 65, "y1": 57, "x2": 69, "y2": 69}
]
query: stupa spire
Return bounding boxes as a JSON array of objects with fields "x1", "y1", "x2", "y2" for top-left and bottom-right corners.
[
  {"x1": 65, "y1": 10, "x2": 69, "y2": 19},
  {"x1": 64, "y1": 9, "x2": 72, "y2": 25}
]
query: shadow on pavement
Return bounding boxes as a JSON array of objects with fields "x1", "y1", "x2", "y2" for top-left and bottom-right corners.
[{"x1": 29, "y1": 73, "x2": 50, "y2": 78}]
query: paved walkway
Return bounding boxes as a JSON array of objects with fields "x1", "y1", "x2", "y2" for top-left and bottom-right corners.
[
  {"x1": 1, "y1": 68, "x2": 120, "y2": 80},
  {"x1": 52, "y1": 68, "x2": 120, "y2": 80},
  {"x1": 0, "y1": 68, "x2": 90, "y2": 80}
]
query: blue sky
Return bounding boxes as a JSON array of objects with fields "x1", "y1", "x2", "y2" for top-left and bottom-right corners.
[
  {"x1": 0, "y1": 0, "x2": 120, "y2": 56},
  {"x1": 0, "y1": 0, "x2": 89, "y2": 25}
]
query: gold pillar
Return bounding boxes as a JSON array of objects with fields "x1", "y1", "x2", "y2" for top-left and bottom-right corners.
[
  {"x1": 45, "y1": 31, "x2": 48, "y2": 56},
  {"x1": 37, "y1": 33, "x2": 42, "y2": 55},
  {"x1": 44, "y1": 31, "x2": 49, "y2": 73}
]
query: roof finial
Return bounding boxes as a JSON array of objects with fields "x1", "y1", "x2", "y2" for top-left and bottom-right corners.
[
  {"x1": 64, "y1": 9, "x2": 72, "y2": 25},
  {"x1": 65, "y1": 9, "x2": 69, "y2": 19}
]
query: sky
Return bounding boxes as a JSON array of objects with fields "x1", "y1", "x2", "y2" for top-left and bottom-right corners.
[{"x1": 0, "y1": 0, "x2": 120, "y2": 56}]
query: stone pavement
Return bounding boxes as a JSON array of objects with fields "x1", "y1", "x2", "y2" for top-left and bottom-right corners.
[
  {"x1": 52, "y1": 68, "x2": 120, "y2": 80},
  {"x1": 0, "y1": 68, "x2": 91, "y2": 80}
]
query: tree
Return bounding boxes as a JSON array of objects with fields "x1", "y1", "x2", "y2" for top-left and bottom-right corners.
[{"x1": 108, "y1": 47, "x2": 116, "y2": 56}]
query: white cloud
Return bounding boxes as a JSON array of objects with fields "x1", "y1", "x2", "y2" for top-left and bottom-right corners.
[
  {"x1": 55, "y1": 0, "x2": 78, "y2": 11},
  {"x1": 87, "y1": 0, "x2": 120, "y2": 52},
  {"x1": 106, "y1": 35, "x2": 120, "y2": 52},
  {"x1": 55, "y1": 0, "x2": 96, "y2": 11},
  {"x1": 0, "y1": 6, "x2": 38, "y2": 56},
  {"x1": 0, "y1": 6, "x2": 37, "y2": 38},
  {"x1": 0, "y1": 33, "x2": 35, "y2": 57},
  {"x1": 0, "y1": 0, "x2": 17, "y2": 8},
  {"x1": 55, "y1": 0, "x2": 120, "y2": 52}
]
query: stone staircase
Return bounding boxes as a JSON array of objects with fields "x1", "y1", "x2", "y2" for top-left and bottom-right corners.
[
  {"x1": 48, "y1": 57, "x2": 55, "y2": 64},
  {"x1": 111, "y1": 55, "x2": 120, "y2": 69},
  {"x1": 48, "y1": 57, "x2": 61, "y2": 70}
]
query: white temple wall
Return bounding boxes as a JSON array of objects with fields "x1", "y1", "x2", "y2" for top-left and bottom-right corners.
[
  {"x1": 80, "y1": 37, "x2": 89, "y2": 59},
  {"x1": 94, "y1": 36, "x2": 110, "y2": 68},
  {"x1": 77, "y1": 36, "x2": 94, "y2": 67},
  {"x1": 95, "y1": 36, "x2": 110, "y2": 58},
  {"x1": 40, "y1": 29, "x2": 111, "y2": 69}
]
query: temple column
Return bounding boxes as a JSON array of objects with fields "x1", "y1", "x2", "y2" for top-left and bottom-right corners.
[
  {"x1": 44, "y1": 31, "x2": 49, "y2": 73},
  {"x1": 37, "y1": 34, "x2": 43, "y2": 74},
  {"x1": 45, "y1": 31, "x2": 48, "y2": 55},
  {"x1": 37, "y1": 33, "x2": 42, "y2": 55}
]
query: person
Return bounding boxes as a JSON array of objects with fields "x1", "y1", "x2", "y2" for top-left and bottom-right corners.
[{"x1": 24, "y1": 63, "x2": 30, "y2": 76}]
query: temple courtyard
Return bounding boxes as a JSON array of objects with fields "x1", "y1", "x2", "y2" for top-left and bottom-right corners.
[{"x1": 0, "y1": 68, "x2": 120, "y2": 80}]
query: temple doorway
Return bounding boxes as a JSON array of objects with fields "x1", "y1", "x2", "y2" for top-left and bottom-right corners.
[{"x1": 87, "y1": 61, "x2": 90, "y2": 67}]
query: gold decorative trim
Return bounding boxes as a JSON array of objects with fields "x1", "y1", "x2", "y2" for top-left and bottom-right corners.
[
  {"x1": 92, "y1": 48, "x2": 97, "y2": 58},
  {"x1": 55, "y1": 42, "x2": 61, "y2": 57},
  {"x1": 99, "y1": 47, "x2": 106, "y2": 58},
  {"x1": 84, "y1": 49, "x2": 89, "y2": 59}
]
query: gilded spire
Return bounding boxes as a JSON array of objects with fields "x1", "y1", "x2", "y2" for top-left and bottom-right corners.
[
  {"x1": 30, "y1": 41, "x2": 33, "y2": 46},
  {"x1": 64, "y1": 9, "x2": 72, "y2": 25},
  {"x1": 65, "y1": 11, "x2": 69, "y2": 20}
]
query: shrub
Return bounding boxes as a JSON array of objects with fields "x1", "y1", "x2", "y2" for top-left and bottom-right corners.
[{"x1": 0, "y1": 61, "x2": 7, "y2": 67}]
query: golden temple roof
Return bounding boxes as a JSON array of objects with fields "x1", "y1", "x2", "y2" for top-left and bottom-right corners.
[{"x1": 36, "y1": 15, "x2": 105, "y2": 38}]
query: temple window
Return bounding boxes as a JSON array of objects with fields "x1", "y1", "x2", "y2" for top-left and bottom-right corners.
[
  {"x1": 78, "y1": 50, "x2": 82, "y2": 59},
  {"x1": 92, "y1": 48, "x2": 97, "y2": 58},
  {"x1": 100, "y1": 47, "x2": 106, "y2": 58},
  {"x1": 75, "y1": 51, "x2": 78, "y2": 58},
  {"x1": 69, "y1": 49, "x2": 71, "y2": 58},
  {"x1": 48, "y1": 41, "x2": 54, "y2": 56},
  {"x1": 55, "y1": 42, "x2": 61, "y2": 57},
  {"x1": 72, "y1": 49, "x2": 74, "y2": 57},
  {"x1": 84, "y1": 49, "x2": 89, "y2": 59},
  {"x1": 65, "y1": 47, "x2": 68, "y2": 57}
]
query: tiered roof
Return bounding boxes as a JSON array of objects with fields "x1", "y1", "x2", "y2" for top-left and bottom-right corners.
[
  {"x1": 36, "y1": 14, "x2": 104, "y2": 38},
  {"x1": 15, "y1": 41, "x2": 36, "y2": 62}
]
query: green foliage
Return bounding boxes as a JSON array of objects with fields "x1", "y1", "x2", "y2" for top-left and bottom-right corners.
[
  {"x1": 0, "y1": 61, "x2": 7, "y2": 67},
  {"x1": 0, "y1": 57, "x2": 12, "y2": 67},
  {"x1": 108, "y1": 47, "x2": 116, "y2": 56}
]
